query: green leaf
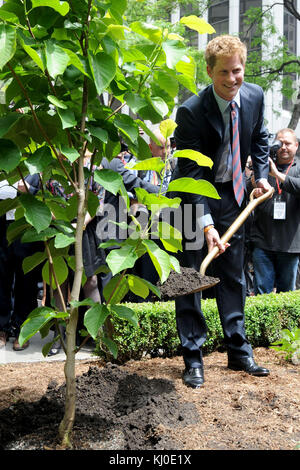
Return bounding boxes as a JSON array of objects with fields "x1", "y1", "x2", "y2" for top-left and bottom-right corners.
[
  {"x1": 47, "y1": 95, "x2": 67, "y2": 109},
  {"x1": 42, "y1": 256, "x2": 69, "y2": 289},
  {"x1": 174, "y1": 149, "x2": 213, "y2": 168},
  {"x1": 84, "y1": 304, "x2": 110, "y2": 339},
  {"x1": 25, "y1": 146, "x2": 54, "y2": 174},
  {"x1": 130, "y1": 21, "x2": 162, "y2": 44},
  {"x1": 135, "y1": 187, "x2": 181, "y2": 212},
  {"x1": 110, "y1": 305, "x2": 138, "y2": 328},
  {"x1": 167, "y1": 178, "x2": 220, "y2": 199},
  {"x1": 45, "y1": 40, "x2": 70, "y2": 78},
  {"x1": 21, "y1": 42, "x2": 45, "y2": 71},
  {"x1": 60, "y1": 145, "x2": 80, "y2": 162},
  {"x1": 19, "y1": 306, "x2": 59, "y2": 346},
  {"x1": 0, "y1": 24, "x2": 16, "y2": 70},
  {"x1": 142, "y1": 239, "x2": 171, "y2": 283},
  {"x1": 114, "y1": 114, "x2": 139, "y2": 143},
  {"x1": 180, "y1": 16, "x2": 216, "y2": 34},
  {"x1": 155, "y1": 71, "x2": 179, "y2": 98},
  {"x1": 0, "y1": 113, "x2": 22, "y2": 138},
  {"x1": 157, "y1": 221, "x2": 182, "y2": 253},
  {"x1": 126, "y1": 157, "x2": 165, "y2": 173},
  {"x1": 0, "y1": 10, "x2": 19, "y2": 24},
  {"x1": 103, "y1": 274, "x2": 129, "y2": 304},
  {"x1": 162, "y1": 40, "x2": 187, "y2": 69},
  {"x1": 88, "y1": 125, "x2": 108, "y2": 143},
  {"x1": 54, "y1": 232, "x2": 75, "y2": 248},
  {"x1": 0, "y1": 197, "x2": 19, "y2": 217},
  {"x1": 19, "y1": 193, "x2": 52, "y2": 233},
  {"x1": 22, "y1": 251, "x2": 46, "y2": 274},
  {"x1": 101, "y1": 335, "x2": 118, "y2": 359},
  {"x1": 106, "y1": 245, "x2": 138, "y2": 276},
  {"x1": 89, "y1": 52, "x2": 117, "y2": 96},
  {"x1": 160, "y1": 119, "x2": 177, "y2": 140},
  {"x1": 31, "y1": 0, "x2": 70, "y2": 16},
  {"x1": 57, "y1": 108, "x2": 76, "y2": 129},
  {"x1": 150, "y1": 96, "x2": 168, "y2": 118},
  {"x1": 94, "y1": 169, "x2": 123, "y2": 195},
  {"x1": 127, "y1": 274, "x2": 149, "y2": 299},
  {"x1": 124, "y1": 92, "x2": 147, "y2": 114},
  {"x1": 0, "y1": 139, "x2": 21, "y2": 172}
]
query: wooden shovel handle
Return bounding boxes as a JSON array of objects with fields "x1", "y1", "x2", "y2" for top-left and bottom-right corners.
[{"x1": 199, "y1": 187, "x2": 274, "y2": 276}]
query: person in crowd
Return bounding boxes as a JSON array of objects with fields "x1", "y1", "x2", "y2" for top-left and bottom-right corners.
[
  {"x1": 0, "y1": 175, "x2": 42, "y2": 351},
  {"x1": 250, "y1": 128, "x2": 300, "y2": 294},
  {"x1": 171, "y1": 34, "x2": 272, "y2": 388}
]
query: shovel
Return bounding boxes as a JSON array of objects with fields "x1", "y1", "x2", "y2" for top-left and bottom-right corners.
[{"x1": 159, "y1": 187, "x2": 274, "y2": 299}]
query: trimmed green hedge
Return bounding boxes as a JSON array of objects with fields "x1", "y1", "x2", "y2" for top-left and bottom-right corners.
[{"x1": 94, "y1": 291, "x2": 300, "y2": 363}]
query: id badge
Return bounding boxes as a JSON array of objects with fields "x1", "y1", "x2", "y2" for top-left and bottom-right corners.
[{"x1": 273, "y1": 199, "x2": 286, "y2": 220}]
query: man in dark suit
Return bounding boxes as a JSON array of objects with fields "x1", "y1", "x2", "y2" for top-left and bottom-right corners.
[{"x1": 172, "y1": 35, "x2": 272, "y2": 388}]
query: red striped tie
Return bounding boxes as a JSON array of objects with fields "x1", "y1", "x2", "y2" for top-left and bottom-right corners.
[{"x1": 230, "y1": 101, "x2": 244, "y2": 206}]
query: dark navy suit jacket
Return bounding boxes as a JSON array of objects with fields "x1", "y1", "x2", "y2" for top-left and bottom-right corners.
[{"x1": 173, "y1": 82, "x2": 269, "y2": 217}]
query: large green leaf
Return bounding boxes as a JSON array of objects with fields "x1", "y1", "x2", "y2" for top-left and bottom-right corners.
[
  {"x1": 0, "y1": 139, "x2": 21, "y2": 172},
  {"x1": 45, "y1": 40, "x2": 70, "y2": 78},
  {"x1": 19, "y1": 193, "x2": 52, "y2": 233},
  {"x1": 180, "y1": 16, "x2": 216, "y2": 34},
  {"x1": 0, "y1": 196, "x2": 19, "y2": 217},
  {"x1": 25, "y1": 146, "x2": 54, "y2": 174},
  {"x1": 0, "y1": 24, "x2": 16, "y2": 70},
  {"x1": 0, "y1": 114, "x2": 22, "y2": 138},
  {"x1": 130, "y1": 22, "x2": 162, "y2": 44},
  {"x1": 94, "y1": 169, "x2": 122, "y2": 195},
  {"x1": 103, "y1": 274, "x2": 129, "y2": 304},
  {"x1": 22, "y1": 251, "x2": 47, "y2": 274},
  {"x1": 57, "y1": 108, "x2": 76, "y2": 129},
  {"x1": 89, "y1": 51, "x2": 117, "y2": 96},
  {"x1": 19, "y1": 306, "x2": 68, "y2": 346},
  {"x1": 31, "y1": 0, "x2": 70, "y2": 16},
  {"x1": 114, "y1": 114, "x2": 139, "y2": 143},
  {"x1": 142, "y1": 239, "x2": 170, "y2": 283},
  {"x1": 167, "y1": 178, "x2": 220, "y2": 199},
  {"x1": 157, "y1": 220, "x2": 182, "y2": 253},
  {"x1": 110, "y1": 305, "x2": 138, "y2": 328},
  {"x1": 21, "y1": 41, "x2": 45, "y2": 71},
  {"x1": 42, "y1": 256, "x2": 69, "y2": 289},
  {"x1": 126, "y1": 157, "x2": 165, "y2": 174},
  {"x1": 135, "y1": 187, "x2": 181, "y2": 212},
  {"x1": 174, "y1": 149, "x2": 213, "y2": 168},
  {"x1": 160, "y1": 119, "x2": 177, "y2": 140},
  {"x1": 84, "y1": 304, "x2": 110, "y2": 339},
  {"x1": 106, "y1": 244, "x2": 138, "y2": 276},
  {"x1": 162, "y1": 40, "x2": 187, "y2": 69},
  {"x1": 60, "y1": 145, "x2": 80, "y2": 162}
]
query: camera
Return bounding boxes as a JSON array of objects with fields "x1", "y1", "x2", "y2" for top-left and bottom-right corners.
[{"x1": 269, "y1": 139, "x2": 282, "y2": 162}]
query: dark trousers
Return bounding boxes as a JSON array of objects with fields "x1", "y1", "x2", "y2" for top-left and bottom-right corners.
[
  {"x1": 0, "y1": 218, "x2": 41, "y2": 335},
  {"x1": 175, "y1": 183, "x2": 252, "y2": 368}
]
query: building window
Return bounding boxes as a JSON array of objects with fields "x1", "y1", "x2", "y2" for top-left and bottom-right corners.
[
  {"x1": 283, "y1": 8, "x2": 298, "y2": 111},
  {"x1": 239, "y1": 0, "x2": 262, "y2": 53},
  {"x1": 208, "y1": 0, "x2": 229, "y2": 38}
]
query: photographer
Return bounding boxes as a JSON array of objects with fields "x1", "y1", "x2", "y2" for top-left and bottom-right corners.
[{"x1": 250, "y1": 128, "x2": 300, "y2": 294}]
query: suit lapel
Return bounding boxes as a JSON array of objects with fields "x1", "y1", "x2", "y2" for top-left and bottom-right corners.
[{"x1": 203, "y1": 86, "x2": 223, "y2": 142}]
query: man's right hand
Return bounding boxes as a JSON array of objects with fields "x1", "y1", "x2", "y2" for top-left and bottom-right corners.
[{"x1": 205, "y1": 227, "x2": 230, "y2": 257}]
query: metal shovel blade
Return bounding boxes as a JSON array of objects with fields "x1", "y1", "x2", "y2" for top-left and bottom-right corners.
[{"x1": 159, "y1": 188, "x2": 274, "y2": 299}]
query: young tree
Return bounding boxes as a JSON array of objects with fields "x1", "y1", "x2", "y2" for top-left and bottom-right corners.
[{"x1": 0, "y1": 0, "x2": 218, "y2": 447}]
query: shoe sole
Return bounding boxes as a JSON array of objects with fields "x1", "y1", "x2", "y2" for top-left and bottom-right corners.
[
  {"x1": 228, "y1": 365, "x2": 270, "y2": 376},
  {"x1": 182, "y1": 379, "x2": 204, "y2": 389}
]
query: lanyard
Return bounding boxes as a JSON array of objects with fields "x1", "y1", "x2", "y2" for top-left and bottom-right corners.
[{"x1": 275, "y1": 159, "x2": 294, "y2": 195}]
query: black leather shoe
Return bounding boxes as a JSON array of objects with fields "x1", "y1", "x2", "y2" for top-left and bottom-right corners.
[
  {"x1": 182, "y1": 367, "x2": 204, "y2": 388},
  {"x1": 228, "y1": 356, "x2": 270, "y2": 376}
]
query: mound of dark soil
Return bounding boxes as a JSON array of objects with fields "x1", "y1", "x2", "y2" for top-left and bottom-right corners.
[{"x1": 0, "y1": 363, "x2": 198, "y2": 450}]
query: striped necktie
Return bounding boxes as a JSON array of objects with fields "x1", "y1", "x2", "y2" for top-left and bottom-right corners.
[{"x1": 230, "y1": 101, "x2": 244, "y2": 206}]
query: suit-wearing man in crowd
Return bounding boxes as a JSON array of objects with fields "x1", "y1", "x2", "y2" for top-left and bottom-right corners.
[
  {"x1": 251, "y1": 128, "x2": 300, "y2": 294},
  {"x1": 172, "y1": 35, "x2": 272, "y2": 388}
]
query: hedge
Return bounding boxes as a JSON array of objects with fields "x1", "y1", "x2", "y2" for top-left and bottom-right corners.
[{"x1": 94, "y1": 290, "x2": 300, "y2": 363}]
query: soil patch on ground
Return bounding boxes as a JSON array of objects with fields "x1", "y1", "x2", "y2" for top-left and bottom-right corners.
[{"x1": 0, "y1": 348, "x2": 299, "y2": 451}]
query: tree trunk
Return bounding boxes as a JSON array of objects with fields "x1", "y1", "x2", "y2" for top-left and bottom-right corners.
[{"x1": 287, "y1": 89, "x2": 300, "y2": 130}]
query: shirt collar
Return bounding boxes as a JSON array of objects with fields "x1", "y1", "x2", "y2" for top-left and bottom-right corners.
[{"x1": 212, "y1": 86, "x2": 241, "y2": 114}]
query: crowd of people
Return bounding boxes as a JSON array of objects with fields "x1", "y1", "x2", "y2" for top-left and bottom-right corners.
[{"x1": 0, "y1": 35, "x2": 299, "y2": 391}]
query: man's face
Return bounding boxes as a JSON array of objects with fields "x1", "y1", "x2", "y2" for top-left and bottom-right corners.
[
  {"x1": 149, "y1": 137, "x2": 170, "y2": 161},
  {"x1": 207, "y1": 53, "x2": 245, "y2": 102},
  {"x1": 276, "y1": 131, "x2": 299, "y2": 164}
]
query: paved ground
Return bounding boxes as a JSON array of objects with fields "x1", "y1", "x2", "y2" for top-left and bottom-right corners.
[{"x1": 0, "y1": 332, "x2": 95, "y2": 364}]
